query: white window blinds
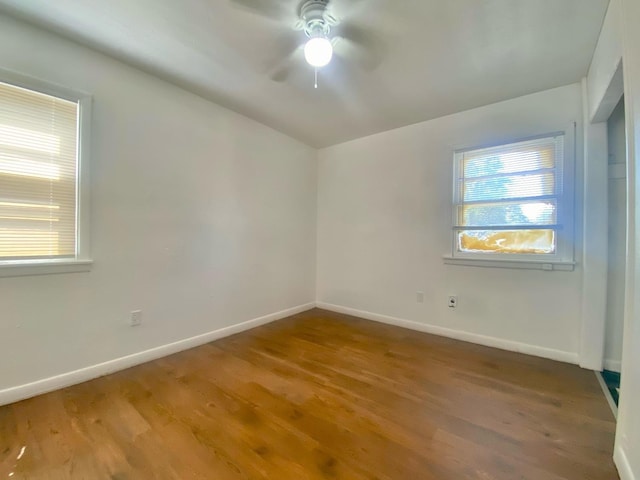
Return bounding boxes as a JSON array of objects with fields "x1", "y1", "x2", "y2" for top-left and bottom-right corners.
[
  {"x1": 0, "y1": 81, "x2": 79, "y2": 260},
  {"x1": 454, "y1": 135, "x2": 564, "y2": 255}
]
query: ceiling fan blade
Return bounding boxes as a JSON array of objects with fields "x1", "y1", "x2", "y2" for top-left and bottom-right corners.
[
  {"x1": 265, "y1": 33, "x2": 303, "y2": 82},
  {"x1": 332, "y1": 25, "x2": 384, "y2": 72},
  {"x1": 228, "y1": 0, "x2": 290, "y2": 20},
  {"x1": 331, "y1": 40, "x2": 376, "y2": 72},
  {"x1": 324, "y1": 0, "x2": 373, "y2": 21},
  {"x1": 271, "y1": 63, "x2": 296, "y2": 82},
  {"x1": 272, "y1": 31, "x2": 303, "y2": 59}
]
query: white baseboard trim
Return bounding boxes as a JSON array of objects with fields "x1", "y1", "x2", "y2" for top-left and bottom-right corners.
[
  {"x1": 0, "y1": 302, "x2": 315, "y2": 407},
  {"x1": 604, "y1": 358, "x2": 622, "y2": 372},
  {"x1": 614, "y1": 445, "x2": 636, "y2": 480},
  {"x1": 316, "y1": 302, "x2": 579, "y2": 365}
]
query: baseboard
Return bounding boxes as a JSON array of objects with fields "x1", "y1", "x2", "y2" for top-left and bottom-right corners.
[
  {"x1": 614, "y1": 445, "x2": 636, "y2": 480},
  {"x1": 0, "y1": 302, "x2": 315, "y2": 407},
  {"x1": 316, "y1": 302, "x2": 579, "y2": 365},
  {"x1": 604, "y1": 358, "x2": 622, "y2": 372}
]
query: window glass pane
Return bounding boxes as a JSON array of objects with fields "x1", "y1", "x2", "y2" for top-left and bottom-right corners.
[
  {"x1": 453, "y1": 134, "x2": 565, "y2": 258},
  {"x1": 460, "y1": 200, "x2": 556, "y2": 227},
  {"x1": 457, "y1": 229, "x2": 555, "y2": 254},
  {"x1": 462, "y1": 172, "x2": 555, "y2": 202},
  {"x1": 0, "y1": 81, "x2": 78, "y2": 260},
  {"x1": 462, "y1": 139, "x2": 556, "y2": 178},
  {"x1": 0, "y1": 228, "x2": 59, "y2": 257}
]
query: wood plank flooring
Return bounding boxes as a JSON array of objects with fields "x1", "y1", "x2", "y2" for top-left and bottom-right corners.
[{"x1": 0, "y1": 308, "x2": 619, "y2": 479}]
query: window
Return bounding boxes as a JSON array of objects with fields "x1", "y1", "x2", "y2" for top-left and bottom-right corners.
[
  {"x1": 0, "y1": 72, "x2": 91, "y2": 275},
  {"x1": 449, "y1": 132, "x2": 574, "y2": 268}
]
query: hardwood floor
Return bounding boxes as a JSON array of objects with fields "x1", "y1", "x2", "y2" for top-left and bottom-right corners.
[{"x1": 0, "y1": 308, "x2": 618, "y2": 479}]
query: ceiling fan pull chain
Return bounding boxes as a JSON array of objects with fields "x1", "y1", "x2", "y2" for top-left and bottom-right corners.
[{"x1": 314, "y1": 67, "x2": 318, "y2": 89}]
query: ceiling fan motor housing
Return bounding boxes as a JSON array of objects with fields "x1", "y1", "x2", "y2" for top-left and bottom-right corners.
[{"x1": 299, "y1": 0, "x2": 336, "y2": 38}]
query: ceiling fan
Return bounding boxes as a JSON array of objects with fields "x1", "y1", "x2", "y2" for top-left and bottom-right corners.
[{"x1": 229, "y1": 0, "x2": 382, "y2": 87}]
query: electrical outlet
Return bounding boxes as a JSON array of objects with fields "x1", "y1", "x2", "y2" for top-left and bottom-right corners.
[
  {"x1": 416, "y1": 291, "x2": 424, "y2": 303},
  {"x1": 448, "y1": 296, "x2": 458, "y2": 309},
  {"x1": 130, "y1": 310, "x2": 142, "y2": 326}
]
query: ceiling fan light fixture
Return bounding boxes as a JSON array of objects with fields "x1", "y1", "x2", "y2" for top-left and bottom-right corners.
[{"x1": 304, "y1": 36, "x2": 333, "y2": 67}]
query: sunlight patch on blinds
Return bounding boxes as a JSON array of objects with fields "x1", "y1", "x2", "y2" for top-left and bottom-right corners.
[{"x1": 0, "y1": 81, "x2": 78, "y2": 260}]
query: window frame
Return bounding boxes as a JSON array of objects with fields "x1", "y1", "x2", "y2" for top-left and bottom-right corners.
[
  {"x1": 0, "y1": 69, "x2": 92, "y2": 277},
  {"x1": 445, "y1": 127, "x2": 576, "y2": 271}
]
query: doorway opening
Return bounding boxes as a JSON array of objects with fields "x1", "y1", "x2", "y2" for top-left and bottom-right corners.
[
  {"x1": 602, "y1": 96, "x2": 627, "y2": 413},
  {"x1": 602, "y1": 95, "x2": 626, "y2": 410}
]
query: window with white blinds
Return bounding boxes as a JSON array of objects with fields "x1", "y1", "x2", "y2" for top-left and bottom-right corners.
[
  {"x1": 453, "y1": 134, "x2": 567, "y2": 257},
  {"x1": 0, "y1": 80, "x2": 79, "y2": 261}
]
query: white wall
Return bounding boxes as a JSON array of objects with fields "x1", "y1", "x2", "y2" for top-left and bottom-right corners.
[
  {"x1": 317, "y1": 84, "x2": 583, "y2": 361},
  {"x1": 616, "y1": 0, "x2": 640, "y2": 478},
  {"x1": 587, "y1": 0, "x2": 623, "y2": 122},
  {"x1": 605, "y1": 97, "x2": 626, "y2": 373},
  {"x1": 0, "y1": 15, "x2": 317, "y2": 396}
]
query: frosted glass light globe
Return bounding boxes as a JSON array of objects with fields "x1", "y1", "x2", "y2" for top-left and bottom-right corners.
[{"x1": 304, "y1": 37, "x2": 333, "y2": 67}]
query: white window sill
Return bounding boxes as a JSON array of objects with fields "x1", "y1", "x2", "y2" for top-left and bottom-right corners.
[
  {"x1": 0, "y1": 259, "x2": 93, "y2": 278},
  {"x1": 442, "y1": 255, "x2": 575, "y2": 271}
]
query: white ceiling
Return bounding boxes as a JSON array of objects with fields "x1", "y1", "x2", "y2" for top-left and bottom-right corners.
[{"x1": 0, "y1": 0, "x2": 608, "y2": 147}]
